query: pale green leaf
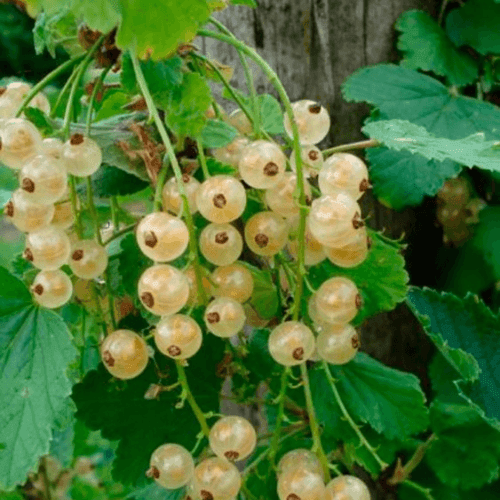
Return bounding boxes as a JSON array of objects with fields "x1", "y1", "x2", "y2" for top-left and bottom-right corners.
[{"x1": 199, "y1": 119, "x2": 238, "y2": 148}]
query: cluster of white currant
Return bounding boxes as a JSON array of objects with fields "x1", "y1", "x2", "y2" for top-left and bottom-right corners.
[{"x1": 2, "y1": 81, "x2": 107, "y2": 309}]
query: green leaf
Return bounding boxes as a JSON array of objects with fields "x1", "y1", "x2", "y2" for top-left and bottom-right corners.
[
  {"x1": 308, "y1": 231, "x2": 409, "y2": 324},
  {"x1": 0, "y1": 267, "x2": 77, "y2": 490},
  {"x1": 90, "y1": 164, "x2": 150, "y2": 198},
  {"x1": 94, "y1": 91, "x2": 131, "y2": 122},
  {"x1": 396, "y1": 10, "x2": 478, "y2": 86},
  {"x1": 199, "y1": 119, "x2": 238, "y2": 148},
  {"x1": 446, "y1": 0, "x2": 500, "y2": 55},
  {"x1": 33, "y1": 8, "x2": 79, "y2": 58},
  {"x1": 470, "y1": 207, "x2": 500, "y2": 279},
  {"x1": 230, "y1": 0, "x2": 258, "y2": 6},
  {"x1": 239, "y1": 263, "x2": 279, "y2": 320},
  {"x1": 23, "y1": 107, "x2": 54, "y2": 136},
  {"x1": 205, "y1": 157, "x2": 238, "y2": 176},
  {"x1": 70, "y1": 0, "x2": 121, "y2": 34},
  {"x1": 129, "y1": 483, "x2": 185, "y2": 500}
]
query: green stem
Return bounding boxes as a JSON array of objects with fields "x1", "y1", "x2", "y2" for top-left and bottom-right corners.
[
  {"x1": 176, "y1": 361, "x2": 211, "y2": 437},
  {"x1": 322, "y1": 139, "x2": 379, "y2": 157},
  {"x1": 68, "y1": 175, "x2": 83, "y2": 239},
  {"x1": 85, "y1": 65, "x2": 113, "y2": 136},
  {"x1": 110, "y1": 196, "x2": 120, "y2": 232},
  {"x1": 196, "y1": 138, "x2": 210, "y2": 179},
  {"x1": 300, "y1": 363, "x2": 330, "y2": 480},
  {"x1": 103, "y1": 223, "x2": 137, "y2": 246},
  {"x1": 85, "y1": 177, "x2": 103, "y2": 245},
  {"x1": 322, "y1": 362, "x2": 388, "y2": 470},
  {"x1": 15, "y1": 55, "x2": 85, "y2": 118},
  {"x1": 268, "y1": 367, "x2": 290, "y2": 466},
  {"x1": 51, "y1": 66, "x2": 79, "y2": 118},
  {"x1": 402, "y1": 480, "x2": 434, "y2": 500},
  {"x1": 153, "y1": 163, "x2": 170, "y2": 212}
]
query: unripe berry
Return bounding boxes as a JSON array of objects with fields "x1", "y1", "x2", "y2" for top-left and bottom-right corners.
[
  {"x1": 325, "y1": 475, "x2": 370, "y2": 500},
  {"x1": 284, "y1": 100, "x2": 331, "y2": 145},
  {"x1": 289, "y1": 145, "x2": 324, "y2": 178},
  {"x1": 277, "y1": 466, "x2": 326, "y2": 500},
  {"x1": 211, "y1": 263, "x2": 254, "y2": 303},
  {"x1": 31, "y1": 270, "x2": 73, "y2": 309},
  {"x1": 268, "y1": 321, "x2": 315, "y2": 366},
  {"x1": 193, "y1": 457, "x2": 241, "y2": 500},
  {"x1": 62, "y1": 133, "x2": 102, "y2": 177},
  {"x1": 228, "y1": 109, "x2": 253, "y2": 135},
  {"x1": 244, "y1": 211, "x2": 289, "y2": 257},
  {"x1": 0, "y1": 118, "x2": 43, "y2": 169},
  {"x1": 204, "y1": 297, "x2": 246, "y2": 338},
  {"x1": 317, "y1": 324, "x2": 360, "y2": 365},
  {"x1": 24, "y1": 226, "x2": 71, "y2": 271},
  {"x1": 154, "y1": 314, "x2": 203, "y2": 360},
  {"x1": 314, "y1": 277, "x2": 361, "y2": 325},
  {"x1": 69, "y1": 239, "x2": 108, "y2": 279},
  {"x1": 209, "y1": 416, "x2": 257, "y2": 461},
  {"x1": 199, "y1": 223, "x2": 243, "y2": 266},
  {"x1": 162, "y1": 174, "x2": 200, "y2": 215},
  {"x1": 5, "y1": 188, "x2": 54, "y2": 233},
  {"x1": 437, "y1": 177, "x2": 469, "y2": 207},
  {"x1": 147, "y1": 443, "x2": 194, "y2": 490},
  {"x1": 265, "y1": 172, "x2": 312, "y2": 219}
]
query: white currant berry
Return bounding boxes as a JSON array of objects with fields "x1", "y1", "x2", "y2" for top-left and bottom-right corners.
[
  {"x1": 209, "y1": 416, "x2": 257, "y2": 461},
  {"x1": 40, "y1": 138, "x2": 64, "y2": 160},
  {"x1": 289, "y1": 145, "x2": 324, "y2": 178},
  {"x1": 307, "y1": 294, "x2": 333, "y2": 330},
  {"x1": 324, "y1": 227, "x2": 370, "y2": 268},
  {"x1": 437, "y1": 177, "x2": 469, "y2": 207},
  {"x1": 5, "y1": 188, "x2": 54, "y2": 233},
  {"x1": 24, "y1": 226, "x2": 71, "y2": 271},
  {"x1": 62, "y1": 133, "x2": 102, "y2": 177},
  {"x1": 100, "y1": 329, "x2": 149, "y2": 380},
  {"x1": 308, "y1": 193, "x2": 363, "y2": 248},
  {"x1": 154, "y1": 314, "x2": 203, "y2": 360},
  {"x1": 199, "y1": 223, "x2": 243, "y2": 266},
  {"x1": 325, "y1": 475, "x2": 370, "y2": 500},
  {"x1": 315, "y1": 277, "x2": 361, "y2": 325},
  {"x1": 284, "y1": 100, "x2": 331, "y2": 145},
  {"x1": 69, "y1": 240, "x2": 108, "y2": 279},
  {"x1": 277, "y1": 466, "x2": 326, "y2": 500},
  {"x1": 162, "y1": 174, "x2": 200, "y2": 215},
  {"x1": 51, "y1": 193, "x2": 74, "y2": 230},
  {"x1": 287, "y1": 218, "x2": 326, "y2": 266},
  {"x1": 196, "y1": 175, "x2": 246, "y2": 223},
  {"x1": 0, "y1": 118, "x2": 42, "y2": 169},
  {"x1": 436, "y1": 205, "x2": 464, "y2": 228},
  {"x1": 238, "y1": 140, "x2": 286, "y2": 189},
  {"x1": 211, "y1": 136, "x2": 250, "y2": 167},
  {"x1": 211, "y1": 263, "x2": 254, "y2": 303},
  {"x1": 228, "y1": 109, "x2": 253, "y2": 135},
  {"x1": 319, "y1": 153, "x2": 370, "y2": 200},
  {"x1": 204, "y1": 297, "x2": 246, "y2": 338},
  {"x1": 185, "y1": 265, "x2": 213, "y2": 306},
  {"x1": 245, "y1": 211, "x2": 289, "y2": 257},
  {"x1": 147, "y1": 443, "x2": 195, "y2": 490},
  {"x1": 317, "y1": 324, "x2": 360, "y2": 365},
  {"x1": 193, "y1": 457, "x2": 241, "y2": 500},
  {"x1": 31, "y1": 270, "x2": 73, "y2": 309},
  {"x1": 138, "y1": 264, "x2": 189, "y2": 316},
  {"x1": 31, "y1": 92, "x2": 51, "y2": 116},
  {"x1": 136, "y1": 212, "x2": 189, "y2": 262},
  {"x1": 268, "y1": 321, "x2": 315, "y2": 366},
  {"x1": 278, "y1": 449, "x2": 324, "y2": 479},
  {"x1": 265, "y1": 172, "x2": 312, "y2": 219},
  {"x1": 19, "y1": 154, "x2": 67, "y2": 204}
]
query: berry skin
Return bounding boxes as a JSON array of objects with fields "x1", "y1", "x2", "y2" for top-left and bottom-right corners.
[
  {"x1": 154, "y1": 314, "x2": 203, "y2": 360},
  {"x1": 244, "y1": 211, "x2": 289, "y2": 257},
  {"x1": 199, "y1": 223, "x2": 243, "y2": 266},
  {"x1": 287, "y1": 218, "x2": 326, "y2": 266},
  {"x1": 437, "y1": 177, "x2": 469, "y2": 207},
  {"x1": 277, "y1": 466, "x2": 326, "y2": 500},
  {"x1": 316, "y1": 324, "x2": 360, "y2": 365},
  {"x1": 268, "y1": 321, "x2": 315, "y2": 366},
  {"x1": 40, "y1": 138, "x2": 64, "y2": 160},
  {"x1": 193, "y1": 457, "x2": 242, "y2": 500},
  {"x1": 325, "y1": 475, "x2": 370, "y2": 500},
  {"x1": 136, "y1": 212, "x2": 189, "y2": 262},
  {"x1": 211, "y1": 136, "x2": 250, "y2": 167},
  {"x1": 185, "y1": 265, "x2": 213, "y2": 306},
  {"x1": 196, "y1": 175, "x2": 246, "y2": 224},
  {"x1": 138, "y1": 264, "x2": 190, "y2": 316},
  {"x1": 5, "y1": 188, "x2": 54, "y2": 233},
  {"x1": 51, "y1": 194, "x2": 74, "y2": 230},
  {"x1": 308, "y1": 193, "x2": 363, "y2": 248},
  {"x1": 238, "y1": 140, "x2": 286, "y2": 189},
  {"x1": 323, "y1": 227, "x2": 369, "y2": 268},
  {"x1": 211, "y1": 263, "x2": 254, "y2": 303},
  {"x1": 69, "y1": 240, "x2": 108, "y2": 279},
  {"x1": 100, "y1": 329, "x2": 149, "y2": 380},
  {"x1": 278, "y1": 449, "x2": 324, "y2": 479},
  {"x1": 24, "y1": 226, "x2": 71, "y2": 271},
  {"x1": 289, "y1": 145, "x2": 324, "y2": 178},
  {"x1": 147, "y1": 443, "x2": 195, "y2": 490},
  {"x1": 284, "y1": 100, "x2": 331, "y2": 145},
  {"x1": 314, "y1": 277, "x2": 361, "y2": 325},
  {"x1": 0, "y1": 118, "x2": 43, "y2": 169},
  {"x1": 265, "y1": 172, "x2": 312, "y2": 219},
  {"x1": 228, "y1": 109, "x2": 253, "y2": 135},
  {"x1": 162, "y1": 174, "x2": 200, "y2": 215},
  {"x1": 31, "y1": 270, "x2": 73, "y2": 309},
  {"x1": 319, "y1": 153, "x2": 369, "y2": 200},
  {"x1": 62, "y1": 133, "x2": 102, "y2": 177},
  {"x1": 436, "y1": 206, "x2": 464, "y2": 228},
  {"x1": 209, "y1": 416, "x2": 257, "y2": 461},
  {"x1": 204, "y1": 297, "x2": 246, "y2": 338}
]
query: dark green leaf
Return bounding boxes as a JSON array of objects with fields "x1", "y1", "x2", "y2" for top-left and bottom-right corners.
[
  {"x1": 470, "y1": 207, "x2": 500, "y2": 279},
  {"x1": 90, "y1": 164, "x2": 150, "y2": 198},
  {"x1": 24, "y1": 107, "x2": 54, "y2": 136}
]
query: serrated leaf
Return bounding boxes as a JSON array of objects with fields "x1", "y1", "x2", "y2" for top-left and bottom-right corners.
[
  {"x1": 199, "y1": 119, "x2": 238, "y2": 148},
  {"x1": 396, "y1": 10, "x2": 478, "y2": 86},
  {"x1": 90, "y1": 164, "x2": 150, "y2": 198},
  {"x1": 0, "y1": 267, "x2": 77, "y2": 490},
  {"x1": 33, "y1": 8, "x2": 79, "y2": 58},
  {"x1": 308, "y1": 231, "x2": 409, "y2": 324}
]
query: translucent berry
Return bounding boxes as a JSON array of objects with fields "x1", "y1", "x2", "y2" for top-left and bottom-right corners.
[
  {"x1": 287, "y1": 218, "x2": 326, "y2": 266},
  {"x1": 62, "y1": 133, "x2": 102, "y2": 177},
  {"x1": 204, "y1": 297, "x2": 246, "y2": 338},
  {"x1": 5, "y1": 188, "x2": 54, "y2": 233},
  {"x1": 268, "y1": 321, "x2": 315, "y2": 366},
  {"x1": 278, "y1": 449, "x2": 323, "y2": 479},
  {"x1": 136, "y1": 212, "x2": 189, "y2": 262},
  {"x1": 154, "y1": 314, "x2": 203, "y2": 360},
  {"x1": 289, "y1": 145, "x2": 324, "y2": 178},
  {"x1": 69, "y1": 239, "x2": 108, "y2": 279},
  {"x1": 193, "y1": 457, "x2": 241, "y2": 500},
  {"x1": 284, "y1": 99, "x2": 331, "y2": 145},
  {"x1": 147, "y1": 443, "x2": 195, "y2": 490},
  {"x1": 238, "y1": 140, "x2": 286, "y2": 189},
  {"x1": 0, "y1": 118, "x2": 42, "y2": 169},
  {"x1": 40, "y1": 138, "x2": 64, "y2": 160},
  {"x1": 277, "y1": 467, "x2": 326, "y2": 500},
  {"x1": 437, "y1": 177, "x2": 469, "y2": 207},
  {"x1": 317, "y1": 324, "x2": 360, "y2": 365},
  {"x1": 51, "y1": 193, "x2": 74, "y2": 230},
  {"x1": 209, "y1": 416, "x2": 257, "y2": 461},
  {"x1": 325, "y1": 475, "x2": 370, "y2": 500},
  {"x1": 245, "y1": 211, "x2": 289, "y2": 257},
  {"x1": 228, "y1": 109, "x2": 253, "y2": 135},
  {"x1": 19, "y1": 154, "x2": 67, "y2": 204},
  {"x1": 211, "y1": 136, "x2": 250, "y2": 167},
  {"x1": 199, "y1": 223, "x2": 243, "y2": 266},
  {"x1": 196, "y1": 175, "x2": 246, "y2": 223},
  {"x1": 138, "y1": 265, "x2": 189, "y2": 316},
  {"x1": 211, "y1": 263, "x2": 254, "y2": 303},
  {"x1": 185, "y1": 265, "x2": 212, "y2": 306},
  {"x1": 308, "y1": 193, "x2": 363, "y2": 247},
  {"x1": 31, "y1": 270, "x2": 73, "y2": 309},
  {"x1": 319, "y1": 153, "x2": 370, "y2": 200},
  {"x1": 162, "y1": 174, "x2": 200, "y2": 215},
  {"x1": 307, "y1": 295, "x2": 332, "y2": 330},
  {"x1": 24, "y1": 226, "x2": 71, "y2": 271},
  {"x1": 323, "y1": 227, "x2": 369, "y2": 268},
  {"x1": 314, "y1": 277, "x2": 361, "y2": 325},
  {"x1": 100, "y1": 329, "x2": 149, "y2": 380},
  {"x1": 265, "y1": 172, "x2": 312, "y2": 218}
]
